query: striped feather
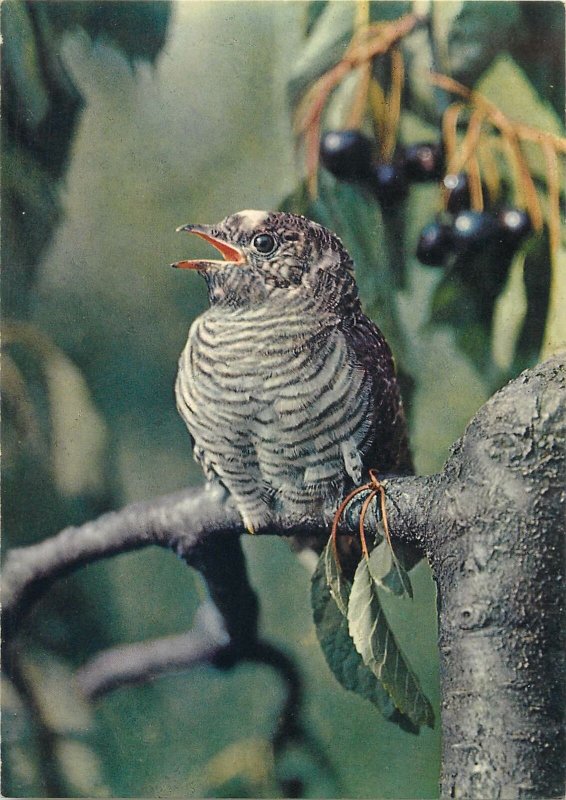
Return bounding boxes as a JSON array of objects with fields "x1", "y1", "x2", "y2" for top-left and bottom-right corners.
[{"x1": 176, "y1": 292, "x2": 379, "y2": 528}]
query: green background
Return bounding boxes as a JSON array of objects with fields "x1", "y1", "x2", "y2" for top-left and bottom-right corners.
[{"x1": 2, "y1": 2, "x2": 564, "y2": 797}]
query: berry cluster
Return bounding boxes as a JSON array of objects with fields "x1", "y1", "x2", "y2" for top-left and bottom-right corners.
[
  {"x1": 320, "y1": 129, "x2": 443, "y2": 210},
  {"x1": 319, "y1": 129, "x2": 533, "y2": 264},
  {"x1": 417, "y1": 175, "x2": 532, "y2": 267}
]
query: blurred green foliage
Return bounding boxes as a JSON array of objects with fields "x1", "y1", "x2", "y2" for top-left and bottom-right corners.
[
  {"x1": 1, "y1": 0, "x2": 171, "y2": 317},
  {"x1": 2, "y1": 1, "x2": 564, "y2": 798},
  {"x1": 447, "y1": 0, "x2": 564, "y2": 117}
]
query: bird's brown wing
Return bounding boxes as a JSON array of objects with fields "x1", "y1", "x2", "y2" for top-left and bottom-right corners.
[
  {"x1": 342, "y1": 313, "x2": 413, "y2": 477},
  {"x1": 339, "y1": 313, "x2": 419, "y2": 576}
]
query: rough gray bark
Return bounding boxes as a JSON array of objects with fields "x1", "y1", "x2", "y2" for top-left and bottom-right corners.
[
  {"x1": 2, "y1": 355, "x2": 565, "y2": 799},
  {"x1": 403, "y1": 356, "x2": 565, "y2": 799}
]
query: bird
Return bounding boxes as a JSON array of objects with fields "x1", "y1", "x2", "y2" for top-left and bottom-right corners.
[{"x1": 172, "y1": 209, "x2": 411, "y2": 534}]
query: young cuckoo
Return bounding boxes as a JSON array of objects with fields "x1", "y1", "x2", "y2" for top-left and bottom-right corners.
[{"x1": 173, "y1": 210, "x2": 411, "y2": 533}]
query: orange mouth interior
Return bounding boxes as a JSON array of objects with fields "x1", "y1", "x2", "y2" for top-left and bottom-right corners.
[
  {"x1": 174, "y1": 231, "x2": 244, "y2": 269},
  {"x1": 192, "y1": 231, "x2": 243, "y2": 262}
]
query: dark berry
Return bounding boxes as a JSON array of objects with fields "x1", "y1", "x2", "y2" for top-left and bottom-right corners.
[
  {"x1": 320, "y1": 130, "x2": 374, "y2": 181},
  {"x1": 443, "y1": 173, "x2": 491, "y2": 214},
  {"x1": 451, "y1": 210, "x2": 500, "y2": 252},
  {"x1": 443, "y1": 173, "x2": 471, "y2": 213},
  {"x1": 405, "y1": 142, "x2": 444, "y2": 182},
  {"x1": 368, "y1": 161, "x2": 408, "y2": 208},
  {"x1": 497, "y1": 207, "x2": 533, "y2": 249},
  {"x1": 416, "y1": 220, "x2": 453, "y2": 266}
]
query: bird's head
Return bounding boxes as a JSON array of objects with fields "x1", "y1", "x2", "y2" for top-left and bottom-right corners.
[{"x1": 172, "y1": 210, "x2": 359, "y2": 311}]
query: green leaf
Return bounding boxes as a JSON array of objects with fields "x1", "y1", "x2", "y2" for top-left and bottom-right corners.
[
  {"x1": 44, "y1": 1, "x2": 172, "y2": 65},
  {"x1": 305, "y1": 1, "x2": 330, "y2": 36},
  {"x1": 511, "y1": 3, "x2": 565, "y2": 118},
  {"x1": 289, "y1": 1, "x2": 411, "y2": 108},
  {"x1": 428, "y1": 240, "x2": 518, "y2": 381},
  {"x1": 84, "y1": 1, "x2": 172, "y2": 64},
  {"x1": 428, "y1": 272, "x2": 487, "y2": 368},
  {"x1": 2, "y1": 1, "x2": 50, "y2": 131},
  {"x1": 287, "y1": 2, "x2": 354, "y2": 107},
  {"x1": 368, "y1": 540, "x2": 413, "y2": 599},
  {"x1": 348, "y1": 557, "x2": 434, "y2": 728},
  {"x1": 512, "y1": 230, "x2": 552, "y2": 376},
  {"x1": 446, "y1": 1, "x2": 523, "y2": 90},
  {"x1": 446, "y1": 2, "x2": 564, "y2": 119},
  {"x1": 381, "y1": 204, "x2": 409, "y2": 291},
  {"x1": 312, "y1": 552, "x2": 405, "y2": 725},
  {"x1": 323, "y1": 539, "x2": 351, "y2": 616},
  {"x1": 369, "y1": 2, "x2": 412, "y2": 23}
]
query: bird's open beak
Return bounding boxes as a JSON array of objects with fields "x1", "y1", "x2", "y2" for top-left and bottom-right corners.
[{"x1": 171, "y1": 224, "x2": 245, "y2": 270}]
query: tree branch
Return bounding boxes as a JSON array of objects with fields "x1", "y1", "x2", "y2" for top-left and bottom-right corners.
[
  {"x1": 75, "y1": 610, "x2": 306, "y2": 747},
  {"x1": 3, "y1": 355, "x2": 564, "y2": 799},
  {"x1": 1, "y1": 478, "x2": 425, "y2": 647},
  {"x1": 75, "y1": 609, "x2": 337, "y2": 796},
  {"x1": 75, "y1": 602, "x2": 230, "y2": 700},
  {"x1": 2, "y1": 485, "x2": 241, "y2": 642}
]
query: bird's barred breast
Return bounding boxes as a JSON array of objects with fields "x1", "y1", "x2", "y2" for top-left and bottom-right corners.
[{"x1": 175, "y1": 300, "x2": 374, "y2": 517}]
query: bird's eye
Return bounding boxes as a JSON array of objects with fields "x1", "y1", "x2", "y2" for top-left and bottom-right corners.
[{"x1": 252, "y1": 233, "x2": 277, "y2": 254}]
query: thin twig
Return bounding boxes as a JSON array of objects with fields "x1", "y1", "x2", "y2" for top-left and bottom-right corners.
[
  {"x1": 430, "y1": 71, "x2": 566, "y2": 233},
  {"x1": 295, "y1": 13, "x2": 423, "y2": 194},
  {"x1": 6, "y1": 655, "x2": 70, "y2": 797},
  {"x1": 477, "y1": 136, "x2": 501, "y2": 206},
  {"x1": 541, "y1": 135, "x2": 562, "y2": 253},
  {"x1": 442, "y1": 102, "x2": 465, "y2": 175},
  {"x1": 458, "y1": 109, "x2": 487, "y2": 210},
  {"x1": 467, "y1": 154, "x2": 484, "y2": 212},
  {"x1": 382, "y1": 47, "x2": 404, "y2": 163},
  {"x1": 368, "y1": 77, "x2": 387, "y2": 146},
  {"x1": 359, "y1": 489, "x2": 377, "y2": 560}
]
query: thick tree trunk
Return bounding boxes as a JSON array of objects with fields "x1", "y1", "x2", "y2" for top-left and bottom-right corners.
[
  {"x1": 421, "y1": 357, "x2": 565, "y2": 798},
  {"x1": 333, "y1": 356, "x2": 565, "y2": 798}
]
